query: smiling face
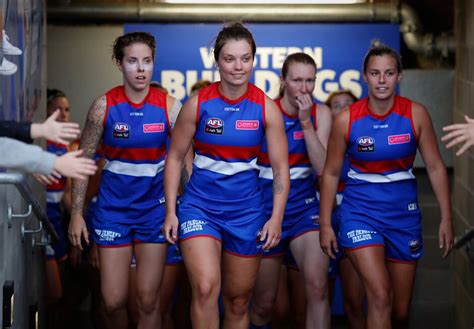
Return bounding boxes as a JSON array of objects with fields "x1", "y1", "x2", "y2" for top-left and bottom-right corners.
[
  {"x1": 217, "y1": 39, "x2": 254, "y2": 88},
  {"x1": 118, "y1": 42, "x2": 154, "y2": 92},
  {"x1": 363, "y1": 54, "x2": 402, "y2": 101}
]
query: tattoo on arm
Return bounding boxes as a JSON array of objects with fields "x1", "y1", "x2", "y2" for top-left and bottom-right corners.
[
  {"x1": 71, "y1": 96, "x2": 106, "y2": 215},
  {"x1": 273, "y1": 173, "x2": 284, "y2": 195},
  {"x1": 180, "y1": 163, "x2": 190, "y2": 191}
]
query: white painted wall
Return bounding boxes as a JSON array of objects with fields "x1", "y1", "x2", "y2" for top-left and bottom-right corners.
[{"x1": 47, "y1": 25, "x2": 123, "y2": 128}]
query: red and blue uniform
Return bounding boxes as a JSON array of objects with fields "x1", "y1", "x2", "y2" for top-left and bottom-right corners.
[
  {"x1": 178, "y1": 82, "x2": 266, "y2": 256},
  {"x1": 258, "y1": 99, "x2": 319, "y2": 257},
  {"x1": 338, "y1": 96, "x2": 422, "y2": 263},
  {"x1": 93, "y1": 86, "x2": 170, "y2": 247},
  {"x1": 46, "y1": 141, "x2": 69, "y2": 261}
]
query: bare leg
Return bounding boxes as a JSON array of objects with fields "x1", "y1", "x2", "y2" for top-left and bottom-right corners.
[
  {"x1": 339, "y1": 257, "x2": 366, "y2": 329},
  {"x1": 290, "y1": 231, "x2": 330, "y2": 329},
  {"x1": 221, "y1": 252, "x2": 261, "y2": 329},
  {"x1": 249, "y1": 256, "x2": 282, "y2": 326},
  {"x1": 181, "y1": 237, "x2": 222, "y2": 329},
  {"x1": 134, "y1": 243, "x2": 168, "y2": 329},
  {"x1": 347, "y1": 247, "x2": 391, "y2": 329},
  {"x1": 387, "y1": 261, "x2": 417, "y2": 329}
]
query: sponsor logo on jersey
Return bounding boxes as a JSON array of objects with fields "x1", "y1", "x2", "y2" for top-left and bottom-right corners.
[
  {"x1": 408, "y1": 203, "x2": 418, "y2": 211},
  {"x1": 224, "y1": 107, "x2": 240, "y2": 112},
  {"x1": 305, "y1": 197, "x2": 316, "y2": 204},
  {"x1": 158, "y1": 196, "x2": 166, "y2": 204},
  {"x1": 143, "y1": 123, "x2": 165, "y2": 133},
  {"x1": 113, "y1": 123, "x2": 130, "y2": 139},
  {"x1": 409, "y1": 239, "x2": 420, "y2": 254},
  {"x1": 356, "y1": 136, "x2": 375, "y2": 152},
  {"x1": 130, "y1": 111, "x2": 143, "y2": 117},
  {"x1": 236, "y1": 120, "x2": 259, "y2": 130},
  {"x1": 293, "y1": 130, "x2": 304, "y2": 140},
  {"x1": 373, "y1": 124, "x2": 388, "y2": 129},
  {"x1": 95, "y1": 229, "x2": 122, "y2": 242},
  {"x1": 205, "y1": 117, "x2": 224, "y2": 135},
  {"x1": 388, "y1": 133, "x2": 411, "y2": 145}
]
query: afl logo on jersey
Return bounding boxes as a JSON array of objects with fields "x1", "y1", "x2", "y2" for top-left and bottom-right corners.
[
  {"x1": 357, "y1": 136, "x2": 375, "y2": 152},
  {"x1": 113, "y1": 123, "x2": 130, "y2": 139},
  {"x1": 205, "y1": 118, "x2": 224, "y2": 135}
]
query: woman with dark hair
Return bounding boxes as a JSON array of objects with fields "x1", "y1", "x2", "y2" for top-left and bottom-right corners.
[
  {"x1": 163, "y1": 22, "x2": 289, "y2": 329},
  {"x1": 320, "y1": 43, "x2": 453, "y2": 328},
  {"x1": 68, "y1": 31, "x2": 182, "y2": 329}
]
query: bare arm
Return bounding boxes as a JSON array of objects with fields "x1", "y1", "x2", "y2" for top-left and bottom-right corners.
[
  {"x1": 69, "y1": 96, "x2": 106, "y2": 249},
  {"x1": 261, "y1": 97, "x2": 290, "y2": 250},
  {"x1": 319, "y1": 109, "x2": 349, "y2": 259},
  {"x1": 163, "y1": 96, "x2": 197, "y2": 243},
  {"x1": 296, "y1": 95, "x2": 332, "y2": 174},
  {"x1": 414, "y1": 103, "x2": 453, "y2": 257}
]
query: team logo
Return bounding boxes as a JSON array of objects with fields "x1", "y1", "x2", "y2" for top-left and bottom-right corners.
[
  {"x1": 388, "y1": 133, "x2": 411, "y2": 145},
  {"x1": 311, "y1": 214, "x2": 320, "y2": 225},
  {"x1": 409, "y1": 239, "x2": 420, "y2": 254},
  {"x1": 143, "y1": 123, "x2": 165, "y2": 133},
  {"x1": 357, "y1": 136, "x2": 375, "y2": 152},
  {"x1": 236, "y1": 120, "x2": 259, "y2": 130},
  {"x1": 205, "y1": 117, "x2": 224, "y2": 135},
  {"x1": 293, "y1": 130, "x2": 304, "y2": 140},
  {"x1": 113, "y1": 123, "x2": 130, "y2": 139}
]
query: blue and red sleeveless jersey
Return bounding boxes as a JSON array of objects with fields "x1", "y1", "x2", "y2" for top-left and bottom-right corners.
[
  {"x1": 182, "y1": 82, "x2": 266, "y2": 211},
  {"x1": 95, "y1": 86, "x2": 170, "y2": 223},
  {"x1": 343, "y1": 96, "x2": 418, "y2": 204},
  {"x1": 258, "y1": 98, "x2": 318, "y2": 215},
  {"x1": 46, "y1": 141, "x2": 68, "y2": 220}
]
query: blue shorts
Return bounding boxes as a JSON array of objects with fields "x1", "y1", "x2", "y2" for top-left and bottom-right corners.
[
  {"x1": 166, "y1": 243, "x2": 183, "y2": 265},
  {"x1": 93, "y1": 204, "x2": 166, "y2": 247},
  {"x1": 338, "y1": 203, "x2": 422, "y2": 263},
  {"x1": 263, "y1": 206, "x2": 319, "y2": 257},
  {"x1": 47, "y1": 216, "x2": 69, "y2": 261},
  {"x1": 178, "y1": 201, "x2": 266, "y2": 257}
]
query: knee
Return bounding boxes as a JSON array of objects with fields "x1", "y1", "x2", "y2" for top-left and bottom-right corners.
[
  {"x1": 226, "y1": 295, "x2": 250, "y2": 317},
  {"x1": 368, "y1": 287, "x2": 392, "y2": 312},
  {"x1": 194, "y1": 280, "x2": 219, "y2": 303},
  {"x1": 136, "y1": 291, "x2": 158, "y2": 314},
  {"x1": 252, "y1": 293, "x2": 276, "y2": 318},
  {"x1": 306, "y1": 276, "x2": 329, "y2": 302},
  {"x1": 102, "y1": 295, "x2": 127, "y2": 315}
]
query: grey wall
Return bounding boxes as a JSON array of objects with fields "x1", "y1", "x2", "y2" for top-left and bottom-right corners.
[
  {"x1": 452, "y1": 1, "x2": 474, "y2": 328},
  {"x1": 47, "y1": 25, "x2": 123, "y2": 127}
]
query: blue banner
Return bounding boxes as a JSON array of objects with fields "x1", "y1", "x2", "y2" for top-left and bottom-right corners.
[{"x1": 125, "y1": 23, "x2": 400, "y2": 103}]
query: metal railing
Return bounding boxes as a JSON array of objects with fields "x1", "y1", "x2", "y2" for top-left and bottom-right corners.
[
  {"x1": 0, "y1": 172, "x2": 59, "y2": 243},
  {"x1": 454, "y1": 227, "x2": 474, "y2": 251}
]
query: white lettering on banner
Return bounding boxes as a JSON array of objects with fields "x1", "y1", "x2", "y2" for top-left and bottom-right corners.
[
  {"x1": 199, "y1": 47, "x2": 215, "y2": 69},
  {"x1": 162, "y1": 46, "x2": 362, "y2": 101},
  {"x1": 346, "y1": 229, "x2": 377, "y2": 243},
  {"x1": 180, "y1": 219, "x2": 207, "y2": 234}
]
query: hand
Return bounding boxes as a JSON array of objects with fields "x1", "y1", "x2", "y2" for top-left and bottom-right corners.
[
  {"x1": 296, "y1": 94, "x2": 313, "y2": 124},
  {"x1": 69, "y1": 245, "x2": 83, "y2": 268},
  {"x1": 54, "y1": 150, "x2": 97, "y2": 180},
  {"x1": 32, "y1": 173, "x2": 58, "y2": 186},
  {"x1": 88, "y1": 241, "x2": 100, "y2": 270},
  {"x1": 68, "y1": 213, "x2": 89, "y2": 251},
  {"x1": 31, "y1": 110, "x2": 81, "y2": 144},
  {"x1": 320, "y1": 225, "x2": 339, "y2": 259},
  {"x1": 441, "y1": 115, "x2": 474, "y2": 156},
  {"x1": 439, "y1": 219, "x2": 454, "y2": 258},
  {"x1": 260, "y1": 217, "x2": 282, "y2": 250},
  {"x1": 163, "y1": 214, "x2": 179, "y2": 244}
]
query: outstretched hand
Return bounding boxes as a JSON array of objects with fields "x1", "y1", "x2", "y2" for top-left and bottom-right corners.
[
  {"x1": 441, "y1": 115, "x2": 474, "y2": 156},
  {"x1": 32, "y1": 109, "x2": 81, "y2": 144}
]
